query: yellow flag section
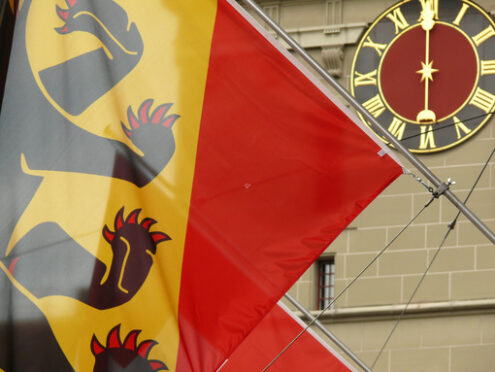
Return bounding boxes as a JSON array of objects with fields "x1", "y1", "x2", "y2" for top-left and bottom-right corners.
[{"x1": 2, "y1": 0, "x2": 216, "y2": 371}]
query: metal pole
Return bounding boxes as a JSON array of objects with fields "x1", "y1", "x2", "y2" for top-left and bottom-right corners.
[
  {"x1": 284, "y1": 294, "x2": 372, "y2": 372},
  {"x1": 240, "y1": 0, "x2": 495, "y2": 245}
]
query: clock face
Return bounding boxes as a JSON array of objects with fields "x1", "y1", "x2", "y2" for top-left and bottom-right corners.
[{"x1": 350, "y1": 0, "x2": 495, "y2": 153}]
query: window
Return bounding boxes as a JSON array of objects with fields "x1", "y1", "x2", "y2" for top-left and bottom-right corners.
[{"x1": 318, "y1": 258, "x2": 335, "y2": 310}]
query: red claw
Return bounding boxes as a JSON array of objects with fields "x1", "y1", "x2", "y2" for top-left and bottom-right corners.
[
  {"x1": 126, "y1": 209, "x2": 141, "y2": 224},
  {"x1": 102, "y1": 225, "x2": 115, "y2": 243},
  {"x1": 127, "y1": 107, "x2": 140, "y2": 129},
  {"x1": 137, "y1": 340, "x2": 158, "y2": 359},
  {"x1": 150, "y1": 360, "x2": 169, "y2": 371},
  {"x1": 151, "y1": 232, "x2": 171, "y2": 244},
  {"x1": 55, "y1": 25, "x2": 70, "y2": 34},
  {"x1": 139, "y1": 99, "x2": 154, "y2": 124},
  {"x1": 123, "y1": 330, "x2": 141, "y2": 350},
  {"x1": 141, "y1": 218, "x2": 157, "y2": 231},
  {"x1": 107, "y1": 325, "x2": 122, "y2": 349},
  {"x1": 161, "y1": 114, "x2": 179, "y2": 128},
  {"x1": 151, "y1": 104, "x2": 172, "y2": 124},
  {"x1": 56, "y1": 6, "x2": 69, "y2": 20},
  {"x1": 8, "y1": 257, "x2": 19, "y2": 275},
  {"x1": 121, "y1": 122, "x2": 133, "y2": 138},
  {"x1": 114, "y1": 207, "x2": 125, "y2": 230},
  {"x1": 91, "y1": 335, "x2": 105, "y2": 356}
]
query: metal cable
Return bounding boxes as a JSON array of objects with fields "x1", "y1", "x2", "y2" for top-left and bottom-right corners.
[
  {"x1": 371, "y1": 228, "x2": 450, "y2": 369},
  {"x1": 371, "y1": 145, "x2": 495, "y2": 369},
  {"x1": 404, "y1": 170, "x2": 434, "y2": 193},
  {"x1": 262, "y1": 195, "x2": 436, "y2": 371}
]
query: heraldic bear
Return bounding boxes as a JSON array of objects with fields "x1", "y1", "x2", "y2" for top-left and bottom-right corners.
[{"x1": 0, "y1": 0, "x2": 175, "y2": 370}]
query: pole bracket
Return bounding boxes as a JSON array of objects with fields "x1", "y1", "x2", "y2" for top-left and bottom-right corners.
[{"x1": 433, "y1": 178, "x2": 455, "y2": 198}]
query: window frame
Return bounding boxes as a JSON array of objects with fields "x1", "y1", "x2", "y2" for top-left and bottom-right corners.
[{"x1": 317, "y1": 257, "x2": 335, "y2": 310}]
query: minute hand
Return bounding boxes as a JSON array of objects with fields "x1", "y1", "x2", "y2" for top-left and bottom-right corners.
[{"x1": 416, "y1": 1, "x2": 438, "y2": 124}]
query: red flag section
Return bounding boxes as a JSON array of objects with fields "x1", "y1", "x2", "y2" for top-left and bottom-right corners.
[
  {"x1": 176, "y1": 0, "x2": 402, "y2": 370},
  {"x1": 221, "y1": 303, "x2": 353, "y2": 372}
]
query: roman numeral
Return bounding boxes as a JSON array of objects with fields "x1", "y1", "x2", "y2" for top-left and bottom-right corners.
[
  {"x1": 469, "y1": 87, "x2": 495, "y2": 113},
  {"x1": 363, "y1": 36, "x2": 387, "y2": 56},
  {"x1": 362, "y1": 94, "x2": 386, "y2": 118},
  {"x1": 472, "y1": 26, "x2": 495, "y2": 46},
  {"x1": 481, "y1": 60, "x2": 495, "y2": 75},
  {"x1": 453, "y1": 116, "x2": 472, "y2": 140},
  {"x1": 354, "y1": 70, "x2": 378, "y2": 87},
  {"x1": 432, "y1": 0, "x2": 439, "y2": 19},
  {"x1": 419, "y1": 125, "x2": 436, "y2": 150},
  {"x1": 419, "y1": 0, "x2": 439, "y2": 20},
  {"x1": 453, "y1": 3, "x2": 469, "y2": 26},
  {"x1": 388, "y1": 117, "x2": 406, "y2": 141},
  {"x1": 386, "y1": 8, "x2": 409, "y2": 34}
]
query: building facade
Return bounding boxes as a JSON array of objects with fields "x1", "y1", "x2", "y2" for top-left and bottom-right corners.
[{"x1": 247, "y1": 1, "x2": 495, "y2": 371}]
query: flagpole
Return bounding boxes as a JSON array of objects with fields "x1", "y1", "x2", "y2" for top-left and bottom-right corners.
[
  {"x1": 284, "y1": 294, "x2": 371, "y2": 372},
  {"x1": 240, "y1": 0, "x2": 495, "y2": 245}
]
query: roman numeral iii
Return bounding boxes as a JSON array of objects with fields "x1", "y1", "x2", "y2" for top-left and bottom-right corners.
[
  {"x1": 362, "y1": 94, "x2": 386, "y2": 118},
  {"x1": 469, "y1": 87, "x2": 495, "y2": 113}
]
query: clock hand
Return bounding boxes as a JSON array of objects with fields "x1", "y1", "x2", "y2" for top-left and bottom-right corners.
[
  {"x1": 418, "y1": 0, "x2": 437, "y2": 29},
  {"x1": 417, "y1": 0, "x2": 438, "y2": 124}
]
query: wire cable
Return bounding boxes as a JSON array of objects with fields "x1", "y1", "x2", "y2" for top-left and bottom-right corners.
[
  {"x1": 371, "y1": 227, "x2": 451, "y2": 369},
  {"x1": 262, "y1": 195, "x2": 437, "y2": 371},
  {"x1": 404, "y1": 169, "x2": 434, "y2": 193},
  {"x1": 371, "y1": 145, "x2": 495, "y2": 368}
]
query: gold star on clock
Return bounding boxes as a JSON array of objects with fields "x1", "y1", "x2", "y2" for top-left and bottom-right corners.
[{"x1": 417, "y1": 60, "x2": 439, "y2": 82}]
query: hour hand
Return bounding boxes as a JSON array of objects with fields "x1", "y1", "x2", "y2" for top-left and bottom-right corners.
[
  {"x1": 416, "y1": 61, "x2": 438, "y2": 123},
  {"x1": 417, "y1": 107, "x2": 436, "y2": 123}
]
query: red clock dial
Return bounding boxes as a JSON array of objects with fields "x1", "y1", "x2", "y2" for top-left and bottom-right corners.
[{"x1": 380, "y1": 23, "x2": 478, "y2": 123}]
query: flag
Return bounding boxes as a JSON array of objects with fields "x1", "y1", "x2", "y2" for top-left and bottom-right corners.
[
  {"x1": 220, "y1": 302, "x2": 355, "y2": 372},
  {"x1": 0, "y1": 0, "x2": 402, "y2": 371}
]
